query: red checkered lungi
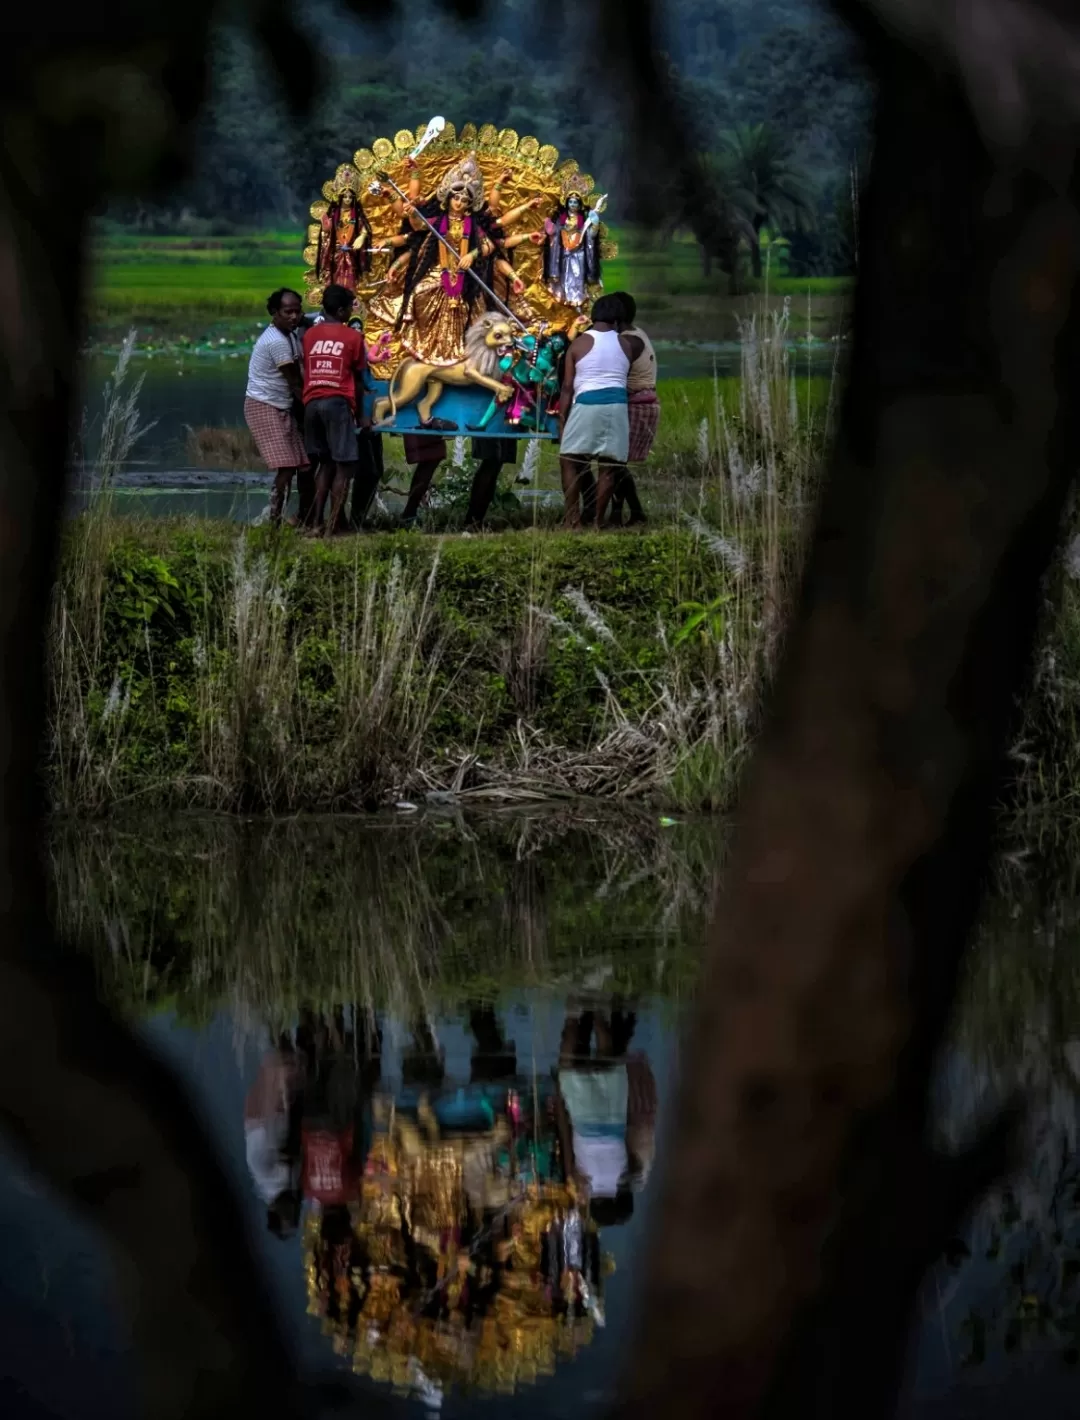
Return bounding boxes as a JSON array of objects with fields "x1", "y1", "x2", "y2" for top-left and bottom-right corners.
[
  {"x1": 244, "y1": 397, "x2": 308, "y2": 470},
  {"x1": 627, "y1": 390, "x2": 660, "y2": 463}
]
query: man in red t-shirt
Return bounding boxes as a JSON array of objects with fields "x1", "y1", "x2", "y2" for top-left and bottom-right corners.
[{"x1": 302, "y1": 283, "x2": 367, "y2": 533}]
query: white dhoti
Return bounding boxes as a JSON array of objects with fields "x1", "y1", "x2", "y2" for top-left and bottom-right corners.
[{"x1": 560, "y1": 396, "x2": 629, "y2": 463}]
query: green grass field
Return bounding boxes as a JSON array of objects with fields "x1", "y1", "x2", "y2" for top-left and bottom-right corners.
[{"x1": 88, "y1": 227, "x2": 853, "y2": 347}]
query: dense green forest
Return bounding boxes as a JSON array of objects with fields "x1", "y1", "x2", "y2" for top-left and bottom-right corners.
[{"x1": 107, "y1": 0, "x2": 872, "y2": 276}]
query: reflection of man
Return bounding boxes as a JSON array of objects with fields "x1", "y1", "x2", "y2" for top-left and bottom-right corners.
[
  {"x1": 467, "y1": 1002, "x2": 517, "y2": 1081},
  {"x1": 401, "y1": 1016, "x2": 446, "y2": 1088},
  {"x1": 243, "y1": 1033, "x2": 303, "y2": 1238},
  {"x1": 554, "y1": 1001, "x2": 656, "y2": 1226},
  {"x1": 298, "y1": 1008, "x2": 378, "y2": 1208},
  {"x1": 296, "y1": 1008, "x2": 383, "y2": 1339}
]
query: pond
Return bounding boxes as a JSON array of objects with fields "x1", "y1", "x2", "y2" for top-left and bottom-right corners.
[
  {"x1": 77, "y1": 340, "x2": 839, "y2": 477},
  {"x1": 7, "y1": 810, "x2": 1075, "y2": 1418}
]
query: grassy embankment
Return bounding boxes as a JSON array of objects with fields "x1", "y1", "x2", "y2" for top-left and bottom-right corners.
[
  {"x1": 51, "y1": 515, "x2": 793, "y2": 815},
  {"x1": 56, "y1": 313, "x2": 822, "y2": 816},
  {"x1": 87, "y1": 226, "x2": 853, "y2": 350}
]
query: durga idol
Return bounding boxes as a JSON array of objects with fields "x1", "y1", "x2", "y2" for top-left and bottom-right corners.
[
  {"x1": 380, "y1": 154, "x2": 496, "y2": 368},
  {"x1": 372, "y1": 152, "x2": 539, "y2": 369}
]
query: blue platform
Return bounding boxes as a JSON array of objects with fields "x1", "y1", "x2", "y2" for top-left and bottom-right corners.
[{"x1": 363, "y1": 379, "x2": 559, "y2": 440}]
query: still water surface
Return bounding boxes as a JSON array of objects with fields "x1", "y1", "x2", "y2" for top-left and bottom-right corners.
[
  {"x1": 5, "y1": 811, "x2": 1075, "y2": 1417},
  {"x1": 78, "y1": 341, "x2": 837, "y2": 474}
]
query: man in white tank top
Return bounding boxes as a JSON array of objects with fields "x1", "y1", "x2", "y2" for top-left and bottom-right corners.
[{"x1": 558, "y1": 295, "x2": 644, "y2": 529}]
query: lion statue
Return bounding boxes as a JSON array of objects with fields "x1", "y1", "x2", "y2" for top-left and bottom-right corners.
[{"x1": 372, "y1": 313, "x2": 516, "y2": 428}]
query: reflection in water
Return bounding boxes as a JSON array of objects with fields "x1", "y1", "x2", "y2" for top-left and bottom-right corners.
[
  {"x1": 907, "y1": 877, "x2": 1080, "y2": 1399},
  {"x1": 245, "y1": 997, "x2": 659, "y2": 1407},
  {"x1": 34, "y1": 813, "x2": 1080, "y2": 1415},
  {"x1": 50, "y1": 811, "x2": 711, "y2": 1025},
  {"x1": 43, "y1": 811, "x2": 693, "y2": 1415}
]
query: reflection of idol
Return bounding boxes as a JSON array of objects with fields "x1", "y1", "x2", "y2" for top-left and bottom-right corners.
[{"x1": 294, "y1": 995, "x2": 655, "y2": 1401}]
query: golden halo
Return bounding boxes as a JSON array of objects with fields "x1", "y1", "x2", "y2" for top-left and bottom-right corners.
[{"x1": 306, "y1": 120, "x2": 618, "y2": 352}]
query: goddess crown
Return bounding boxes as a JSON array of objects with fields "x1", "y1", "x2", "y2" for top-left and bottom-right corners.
[
  {"x1": 436, "y1": 152, "x2": 484, "y2": 208},
  {"x1": 559, "y1": 168, "x2": 592, "y2": 203},
  {"x1": 332, "y1": 165, "x2": 359, "y2": 196}
]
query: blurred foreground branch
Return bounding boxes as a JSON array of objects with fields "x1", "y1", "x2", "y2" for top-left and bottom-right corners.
[{"x1": 615, "y1": 1, "x2": 1080, "y2": 1416}]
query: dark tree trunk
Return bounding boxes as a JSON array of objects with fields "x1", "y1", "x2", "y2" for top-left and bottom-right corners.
[
  {"x1": 612, "y1": 13, "x2": 1080, "y2": 1420},
  {"x1": 701, "y1": 243, "x2": 713, "y2": 278},
  {"x1": 0, "y1": 8, "x2": 334, "y2": 1417}
]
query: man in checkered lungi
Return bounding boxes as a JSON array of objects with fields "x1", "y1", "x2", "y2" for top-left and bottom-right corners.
[
  {"x1": 244, "y1": 288, "x2": 310, "y2": 524},
  {"x1": 609, "y1": 291, "x2": 658, "y2": 526}
]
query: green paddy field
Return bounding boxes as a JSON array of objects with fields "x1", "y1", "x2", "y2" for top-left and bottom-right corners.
[{"x1": 88, "y1": 226, "x2": 853, "y2": 349}]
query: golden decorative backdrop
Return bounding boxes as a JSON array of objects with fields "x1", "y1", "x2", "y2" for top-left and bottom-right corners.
[{"x1": 305, "y1": 120, "x2": 617, "y2": 379}]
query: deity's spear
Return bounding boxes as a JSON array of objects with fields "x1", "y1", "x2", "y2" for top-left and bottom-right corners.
[{"x1": 372, "y1": 169, "x2": 529, "y2": 334}]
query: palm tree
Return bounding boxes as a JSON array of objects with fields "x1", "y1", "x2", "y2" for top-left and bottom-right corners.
[
  {"x1": 717, "y1": 124, "x2": 816, "y2": 279},
  {"x1": 658, "y1": 153, "x2": 759, "y2": 295}
]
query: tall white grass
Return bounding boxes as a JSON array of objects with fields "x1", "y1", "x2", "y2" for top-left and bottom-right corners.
[
  {"x1": 52, "y1": 389, "x2": 451, "y2": 812},
  {"x1": 50, "y1": 333, "x2": 156, "y2": 808}
]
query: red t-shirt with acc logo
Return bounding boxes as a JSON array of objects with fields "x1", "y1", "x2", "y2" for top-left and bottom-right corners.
[{"x1": 302, "y1": 323, "x2": 367, "y2": 413}]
